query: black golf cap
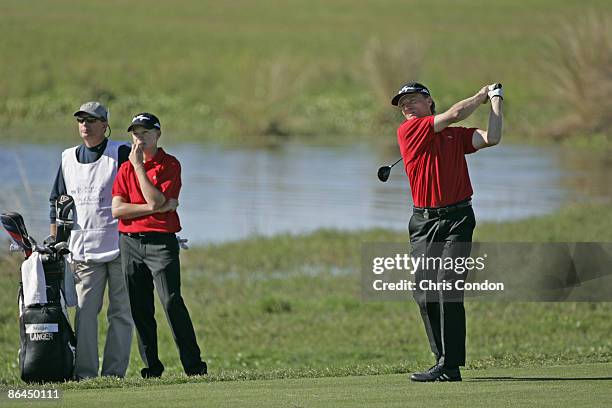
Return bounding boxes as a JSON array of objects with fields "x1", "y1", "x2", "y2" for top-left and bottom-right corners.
[
  {"x1": 127, "y1": 113, "x2": 161, "y2": 132},
  {"x1": 391, "y1": 82, "x2": 431, "y2": 106}
]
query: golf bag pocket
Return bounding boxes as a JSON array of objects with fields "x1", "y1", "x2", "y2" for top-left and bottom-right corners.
[{"x1": 18, "y1": 286, "x2": 75, "y2": 383}]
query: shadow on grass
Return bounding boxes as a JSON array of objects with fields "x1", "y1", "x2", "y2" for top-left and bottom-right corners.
[{"x1": 469, "y1": 376, "x2": 612, "y2": 382}]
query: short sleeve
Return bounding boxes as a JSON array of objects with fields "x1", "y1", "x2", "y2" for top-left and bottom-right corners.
[
  {"x1": 397, "y1": 116, "x2": 435, "y2": 162},
  {"x1": 459, "y1": 127, "x2": 478, "y2": 155},
  {"x1": 159, "y1": 160, "x2": 182, "y2": 199},
  {"x1": 112, "y1": 163, "x2": 130, "y2": 200}
]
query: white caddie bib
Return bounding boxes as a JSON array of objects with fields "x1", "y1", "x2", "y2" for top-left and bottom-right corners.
[{"x1": 62, "y1": 140, "x2": 125, "y2": 262}]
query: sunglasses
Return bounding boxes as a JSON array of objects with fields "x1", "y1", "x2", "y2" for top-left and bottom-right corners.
[{"x1": 76, "y1": 117, "x2": 100, "y2": 124}]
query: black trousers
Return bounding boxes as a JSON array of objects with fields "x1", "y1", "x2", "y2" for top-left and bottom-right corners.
[
  {"x1": 120, "y1": 233, "x2": 204, "y2": 374},
  {"x1": 408, "y1": 205, "x2": 475, "y2": 368}
]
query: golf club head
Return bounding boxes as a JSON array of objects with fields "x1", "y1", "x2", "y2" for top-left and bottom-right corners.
[
  {"x1": 377, "y1": 166, "x2": 391, "y2": 182},
  {"x1": 0, "y1": 212, "x2": 33, "y2": 258},
  {"x1": 55, "y1": 194, "x2": 75, "y2": 244},
  {"x1": 53, "y1": 241, "x2": 70, "y2": 257}
]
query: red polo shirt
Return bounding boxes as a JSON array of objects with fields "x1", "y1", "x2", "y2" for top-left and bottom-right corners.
[
  {"x1": 112, "y1": 148, "x2": 182, "y2": 233},
  {"x1": 397, "y1": 116, "x2": 477, "y2": 208}
]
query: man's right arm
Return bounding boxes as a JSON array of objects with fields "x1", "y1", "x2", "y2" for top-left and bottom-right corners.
[
  {"x1": 128, "y1": 144, "x2": 167, "y2": 210},
  {"x1": 433, "y1": 85, "x2": 490, "y2": 133}
]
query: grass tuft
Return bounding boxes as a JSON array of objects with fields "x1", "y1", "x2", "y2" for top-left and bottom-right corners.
[
  {"x1": 362, "y1": 37, "x2": 426, "y2": 106},
  {"x1": 361, "y1": 37, "x2": 427, "y2": 125},
  {"x1": 224, "y1": 58, "x2": 313, "y2": 141},
  {"x1": 547, "y1": 12, "x2": 612, "y2": 139}
]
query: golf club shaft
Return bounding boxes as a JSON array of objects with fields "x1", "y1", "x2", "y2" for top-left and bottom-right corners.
[{"x1": 390, "y1": 157, "x2": 402, "y2": 168}]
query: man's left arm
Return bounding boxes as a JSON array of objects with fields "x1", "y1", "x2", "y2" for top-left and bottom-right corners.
[
  {"x1": 472, "y1": 86, "x2": 503, "y2": 150},
  {"x1": 159, "y1": 160, "x2": 182, "y2": 200}
]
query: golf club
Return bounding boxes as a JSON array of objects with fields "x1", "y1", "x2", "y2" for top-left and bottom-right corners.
[{"x1": 377, "y1": 157, "x2": 403, "y2": 182}]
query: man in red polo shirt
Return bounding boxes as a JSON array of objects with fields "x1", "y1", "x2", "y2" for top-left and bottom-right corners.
[
  {"x1": 111, "y1": 112, "x2": 207, "y2": 378},
  {"x1": 391, "y1": 82, "x2": 503, "y2": 382}
]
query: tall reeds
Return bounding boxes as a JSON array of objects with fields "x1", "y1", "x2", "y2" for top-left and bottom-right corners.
[{"x1": 548, "y1": 12, "x2": 612, "y2": 139}]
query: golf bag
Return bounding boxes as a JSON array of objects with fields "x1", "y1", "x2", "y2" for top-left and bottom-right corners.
[
  {"x1": 17, "y1": 257, "x2": 76, "y2": 383},
  {"x1": 1, "y1": 195, "x2": 77, "y2": 383}
]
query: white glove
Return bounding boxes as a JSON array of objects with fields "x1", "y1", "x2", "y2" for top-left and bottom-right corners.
[
  {"x1": 177, "y1": 236, "x2": 189, "y2": 250},
  {"x1": 488, "y1": 83, "x2": 503, "y2": 100}
]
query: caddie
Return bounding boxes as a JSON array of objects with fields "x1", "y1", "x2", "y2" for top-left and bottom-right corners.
[{"x1": 49, "y1": 101, "x2": 133, "y2": 379}]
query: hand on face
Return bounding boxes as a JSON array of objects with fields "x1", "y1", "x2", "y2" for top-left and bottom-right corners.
[
  {"x1": 130, "y1": 126, "x2": 160, "y2": 159},
  {"x1": 129, "y1": 142, "x2": 144, "y2": 168}
]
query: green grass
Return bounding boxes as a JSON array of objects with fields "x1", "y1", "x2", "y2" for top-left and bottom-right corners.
[
  {"x1": 1, "y1": 1, "x2": 611, "y2": 143},
  {"x1": 2, "y1": 363, "x2": 611, "y2": 408},
  {"x1": 0, "y1": 204, "x2": 610, "y2": 390}
]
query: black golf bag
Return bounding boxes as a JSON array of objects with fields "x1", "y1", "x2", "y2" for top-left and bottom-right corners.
[
  {"x1": 2, "y1": 195, "x2": 77, "y2": 383},
  {"x1": 18, "y1": 255, "x2": 76, "y2": 383}
]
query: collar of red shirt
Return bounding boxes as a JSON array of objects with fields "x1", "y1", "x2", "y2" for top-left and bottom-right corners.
[{"x1": 143, "y1": 148, "x2": 167, "y2": 167}]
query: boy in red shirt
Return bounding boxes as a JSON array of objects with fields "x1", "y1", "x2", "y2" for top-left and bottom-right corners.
[
  {"x1": 391, "y1": 82, "x2": 503, "y2": 382},
  {"x1": 112, "y1": 113, "x2": 207, "y2": 378}
]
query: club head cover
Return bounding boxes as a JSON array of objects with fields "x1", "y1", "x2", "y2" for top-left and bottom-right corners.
[
  {"x1": 56, "y1": 195, "x2": 75, "y2": 222},
  {"x1": 0, "y1": 212, "x2": 33, "y2": 257},
  {"x1": 55, "y1": 195, "x2": 75, "y2": 244}
]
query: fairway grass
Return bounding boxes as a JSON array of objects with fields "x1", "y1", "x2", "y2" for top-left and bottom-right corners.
[
  {"x1": 1, "y1": 204, "x2": 611, "y2": 388},
  {"x1": 2, "y1": 363, "x2": 610, "y2": 408}
]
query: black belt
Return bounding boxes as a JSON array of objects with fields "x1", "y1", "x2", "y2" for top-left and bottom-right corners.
[
  {"x1": 413, "y1": 199, "x2": 472, "y2": 219},
  {"x1": 121, "y1": 232, "x2": 175, "y2": 239}
]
